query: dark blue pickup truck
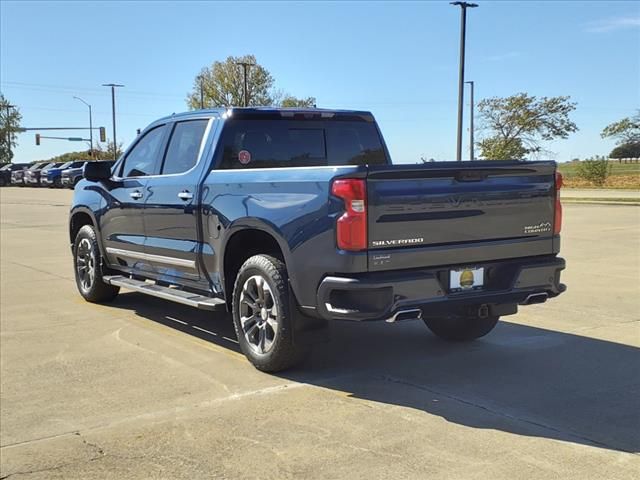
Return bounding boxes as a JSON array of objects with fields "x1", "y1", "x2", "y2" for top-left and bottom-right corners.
[{"x1": 70, "y1": 108, "x2": 566, "y2": 371}]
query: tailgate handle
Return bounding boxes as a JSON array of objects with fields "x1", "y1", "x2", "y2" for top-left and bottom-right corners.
[{"x1": 455, "y1": 171, "x2": 487, "y2": 182}]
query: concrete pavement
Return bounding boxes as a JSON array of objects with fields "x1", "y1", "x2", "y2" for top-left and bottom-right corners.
[{"x1": 1, "y1": 187, "x2": 639, "y2": 479}]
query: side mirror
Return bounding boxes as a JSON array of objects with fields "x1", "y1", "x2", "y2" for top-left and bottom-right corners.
[{"x1": 84, "y1": 162, "x2": 112, "y2": 182}]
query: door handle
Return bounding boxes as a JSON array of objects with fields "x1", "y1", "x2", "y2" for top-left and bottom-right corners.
[
  {"x1": 178, "y1": 190, "x2": 193, "y2": 201},
  {"x1": 129, "y1": 190, "x2": 143, "y2": 200}
]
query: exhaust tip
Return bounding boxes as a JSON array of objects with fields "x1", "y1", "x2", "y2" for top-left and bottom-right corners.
[
  {"x1": 386, "y1": 308, "x2": 423, "y2": 323},
  {"x1": 522, "y1": 293, "x2": 549, "y2": 305}
]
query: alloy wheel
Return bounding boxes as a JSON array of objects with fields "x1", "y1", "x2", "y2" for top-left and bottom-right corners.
[{"x1": 239, "y1": 275, "x2": 279, "y2": 354}]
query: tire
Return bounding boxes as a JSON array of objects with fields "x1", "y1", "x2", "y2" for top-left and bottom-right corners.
[
  {"x1": 73, "y1": 225, "x2": 120, "y2": 303},
  {"x1": 53, "y1": 178, "x2": 62, "y2": 188},
  {"x1": 423, "y1": 314, "x2": 499, "y2": 341},
  {"x1": 0, "y1": 177, "x2": 6, "y2": 187},
  {"x1": 232, "y1": 254, "x2": 305, "y2": 372}
]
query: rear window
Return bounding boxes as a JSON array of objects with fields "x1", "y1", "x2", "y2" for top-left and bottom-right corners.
[{"x1": 217, "y1": 118, "x2": 388, "y2": 169}]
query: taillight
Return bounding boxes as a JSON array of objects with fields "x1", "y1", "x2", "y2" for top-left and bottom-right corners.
[
  {"x1": 332, "y1": 178, "x2": 367, "y2": 251},
  {"x1": 554, "y1": 171, "x2": 563, "y2": 235}
]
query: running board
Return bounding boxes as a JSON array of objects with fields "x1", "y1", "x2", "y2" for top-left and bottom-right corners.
[{"x1": 103, "y1": 275, "x2": 226, "y2": 311}]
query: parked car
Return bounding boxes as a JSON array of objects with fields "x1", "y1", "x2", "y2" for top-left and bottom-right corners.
[
  {"x1": 11, "y1": 163, "x2": 33, "y2": 186},
  {"x1": 62, "y1": 161, "x2": 114, "y2": 188},
  {"x1": 41, "y1": 161, "x2": 86, "y2": 188},
  {"x1": 25, "y1": 162, "x2": 63, "y2": 186},
  {"x1": 22, "y1": 163, "x2": 48, "y2": 186},
  {"x1": 70, "y1": 108, "x2": 566, "y2": 372},
  {"x1": 0, "y1": 163, "x2": 30, "y2": 187}
]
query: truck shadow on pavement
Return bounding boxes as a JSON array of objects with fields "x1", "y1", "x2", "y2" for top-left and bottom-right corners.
[{"x1": 110, "y1": 292, "x2": 640, "y2": 454}]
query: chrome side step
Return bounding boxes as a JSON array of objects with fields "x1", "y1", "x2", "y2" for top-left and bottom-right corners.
[{"x1": 103, "y1": 275, "x2": 226, "y2": 311}]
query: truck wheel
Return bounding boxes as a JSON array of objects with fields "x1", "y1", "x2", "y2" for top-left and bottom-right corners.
[
  {"x1": 423, "y1": 314, "x2": 499, "y2": 341},
  {"x1": 73, "y1": 225, "x2": 119, "y2": 303},
  {"x1": 232, "y1": 254, "x2": 305, "y2": 372}
]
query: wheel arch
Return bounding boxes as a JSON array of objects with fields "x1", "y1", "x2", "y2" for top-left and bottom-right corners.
[
  {"x1": 221, "y1": 222, "x2": 295, "y2": 309},
  {"x1": 69, "y1": 207, "x2": 102, "y2": 255}
]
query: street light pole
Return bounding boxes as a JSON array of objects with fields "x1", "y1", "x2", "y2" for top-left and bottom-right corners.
[
  {"x1": 73, "y1": 96, "x2": 93, "y2": 157},
  {"x1": 102, "y1": 83, "x2": 124, "y2": 161},
  {"x1": 235, "y1": 62, "x2": 254, "y2": 107},
  {"x1": 199, "y1": 75, "x2": 205, "y2": 109},
  {"x1": 3, "y1": 104, "x2": 15, "y2": 161},
  {"x1": 465, "y1": 80, "x2": 474, "y2": 161},
  {"x1": 451, "y1": 1, "x2": 478, "y2": 161}
]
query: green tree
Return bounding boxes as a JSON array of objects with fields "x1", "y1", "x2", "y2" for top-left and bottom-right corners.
[
  {"x1": 477, "y1": 93, "x2": 578, "y2": 160},
  {"x1": 477, "y1": 136, "x2": 528, "y2": 160},
  {"x1": 609, "y1": 143, "x2": 640, "y2": 159},
  {"x1": 280, "y1": 96, "x2": 317, "y2": 108},
  {"x1": 0, "y1": 94, "x2": 22, "y2": 164},
  {"x1": 93, "y1": 139, "x2": 123, "y2": 160},
  {"x1": 187, "y1": 55, "x2": 275, "y2": 108},
  {"x1": 601, "y1": 111, "x2": 640, "y2": 145}
]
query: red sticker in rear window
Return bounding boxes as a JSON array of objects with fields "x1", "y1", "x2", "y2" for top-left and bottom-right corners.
[{"x1": 238, "y1": 150, "x2": 251, "y2": 165}]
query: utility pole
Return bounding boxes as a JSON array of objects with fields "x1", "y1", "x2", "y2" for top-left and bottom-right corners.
[
  {"x1": 3, "y1": 103, "x2": 15, "y2": 161},
  {"x1": 73, "y1": 96, "x2": 93, "y2": 157},
  {"x1": 465, "y1": 80, "x2": 474, "y2": 161},
  {"x1": 102, "y1": 83, "x2": 124, "y2": 161},
  {"x1": 199, "y1": 75, "x2": 205, "y2": 109},
  {"x1": 451, "y1": 1, "x2": 478, "y2": 161},
  {"x1": 235, "y1": 62, "x2": 254, "y2": 107}
]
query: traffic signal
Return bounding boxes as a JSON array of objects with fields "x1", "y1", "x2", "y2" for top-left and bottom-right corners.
[
  {"x1": 35, "y1": 134, "x2": 40, "y2": 146},
  {"x1": 99, "y1": 127, "x2": 106, "y2": 142}
]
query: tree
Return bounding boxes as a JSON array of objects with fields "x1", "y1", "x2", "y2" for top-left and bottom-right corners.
[
  {"x1": 92, "y1": 139, "x2": 123, "y2": 160},
  {"x1": 280, "y1": 96, "x2": 316, "y2": 108},
  {"x1": 477, "y1": 136, "x2": 528, "y2": 160},
  {"x1": 187, "y1": 55, "x2": 275, "y2": 108},
  {"x1": 0, "y1": 94, "x2": 22, "y2": 164},
  {"x1": 477, "y1": 93, "x2": 578, "y2": 160},
  {"x1": 610, "y1": 143, "x2": 640, "y2": 159},
  {"x1": 601, "y1": 111, "x2": 640, "y2": 145}
]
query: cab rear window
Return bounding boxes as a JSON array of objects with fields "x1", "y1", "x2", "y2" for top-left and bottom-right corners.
[{"x1": 217, "y1": 118, "x2": 388, "y2": 169}]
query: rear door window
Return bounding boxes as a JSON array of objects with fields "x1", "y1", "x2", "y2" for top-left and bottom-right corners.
[
  {"x1": 217, "y1": 118, "x2": 387, "y2": 169},
  {"x1": 161, "y1": 120, "x2": 208, "y2": 175}
]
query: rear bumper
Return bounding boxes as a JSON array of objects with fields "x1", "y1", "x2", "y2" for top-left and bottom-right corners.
[{"x1": 316, "y1": 255, "x2": 566, "y2": 321}]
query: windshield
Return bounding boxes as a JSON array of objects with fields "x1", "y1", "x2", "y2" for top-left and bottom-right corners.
[
  {"x1": 59, "y1": 162, "x2": 73, "y2": 169},
  {"x1": 0, "y1": 165, "x2": 9, "y2": 171}
]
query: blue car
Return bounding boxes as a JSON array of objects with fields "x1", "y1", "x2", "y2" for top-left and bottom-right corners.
[{"x1": 41, "y1": 161, "x2": 86, "y2": 188}]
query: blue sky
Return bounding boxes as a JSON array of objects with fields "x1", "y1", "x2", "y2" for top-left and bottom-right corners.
[{"x1": 1, "y1": 0, "x2": 639, "y2": 164}]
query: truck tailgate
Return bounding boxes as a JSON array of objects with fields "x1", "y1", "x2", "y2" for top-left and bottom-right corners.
[{"x1": 366, "y1": 161, "x2": 558, "y2": 271}]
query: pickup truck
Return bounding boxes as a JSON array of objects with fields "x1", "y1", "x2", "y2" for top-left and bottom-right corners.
[
  {"x1": 61, "y1": 162, "x2": 88, "y2": 188},
  {"x1": 70, "y1": 108, "x2": 566, "y2": 372},
  {"x1": 42, "y1": 160, "x2": 86, "y2": 187}
]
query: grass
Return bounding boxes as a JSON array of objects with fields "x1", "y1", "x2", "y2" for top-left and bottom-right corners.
[{"x1": 558, "y1": 161, "x2": 640, "y2": 189}]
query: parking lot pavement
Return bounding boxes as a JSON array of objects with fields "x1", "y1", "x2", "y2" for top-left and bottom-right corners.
[{"x1": 1, "y1": 187, "x2": 639, "y2": 479}]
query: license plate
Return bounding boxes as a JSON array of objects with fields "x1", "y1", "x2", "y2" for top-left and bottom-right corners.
[{"x1": 450, "y1": 267, "x2": 484, "y2": 291}]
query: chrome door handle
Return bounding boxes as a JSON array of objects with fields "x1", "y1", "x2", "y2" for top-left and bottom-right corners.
[
  {"x1": 178, "y1": 191, "x2": 193, "y2": 201},
  {"x1": 129, "y1": 191, "x2": 143, "y2": 200}
]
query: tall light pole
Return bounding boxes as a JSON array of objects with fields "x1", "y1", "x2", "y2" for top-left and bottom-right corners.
[
  {"x1": 199, "y1": 75, "x2": 205, "y2": 109},
  {"x1": 3, "y1": 103, "x2": 16, "y2": 161},
  {"x1": 102, "y1": 83, "x2": 124, "y2": 160},
  {"x1": 73, "y1": 96, "x2": 93, "y2": 157},
  {"x1": 235, "y1": 62, "x2": 254, "y2": 107},
  {"x1": 451, "y1": 1, "x2": 478, "y2": 161},
  {"x1": 465, "y1": 80, "x2": 475, "y2": 161}
]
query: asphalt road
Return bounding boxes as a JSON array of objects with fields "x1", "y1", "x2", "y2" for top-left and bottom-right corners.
[{"x1": 1, "y1": 187, "x2": 639, "y2": 479}]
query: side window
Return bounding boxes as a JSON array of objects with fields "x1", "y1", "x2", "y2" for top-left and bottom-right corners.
[
  {"x1": 161, "y1": 120, "x2": 208, "y2": 175},
  {"x1": 120, "y1": 125, "x2": 167, "y2": 177}
]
